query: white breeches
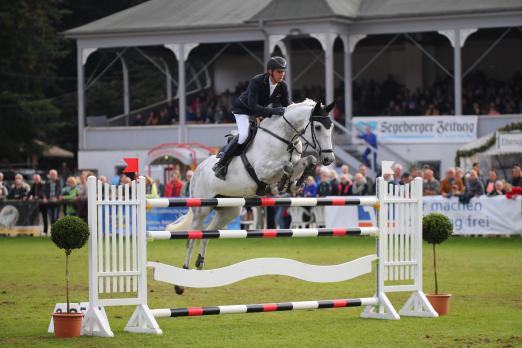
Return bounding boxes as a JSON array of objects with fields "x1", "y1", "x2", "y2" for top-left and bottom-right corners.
[{"x1": 234, "y1": 114, "x2": 250, "y2": 144}]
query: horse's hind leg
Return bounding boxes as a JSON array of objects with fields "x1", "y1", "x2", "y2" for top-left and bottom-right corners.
[
  {"x1": 195, "y1": 207, "x2": 241, "y2": 270},
  {"x1": 175, "y1": 206, "x2": 212, "y2": 295}
]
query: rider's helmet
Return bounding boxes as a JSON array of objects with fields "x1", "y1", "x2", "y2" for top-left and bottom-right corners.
[{"x1": 267, "y1": 56, "x2": 287, "y2": 71}]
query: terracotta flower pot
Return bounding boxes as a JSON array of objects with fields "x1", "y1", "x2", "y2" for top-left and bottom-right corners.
[
  {"x1": 52, "y1": 312, "x2": 84, "y2": 338},
  {"x1": 426, "y1": 294, "x2": 451, "y2": 316}
]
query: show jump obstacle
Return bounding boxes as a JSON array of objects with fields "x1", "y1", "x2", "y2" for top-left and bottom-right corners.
[{"x1": 82, "y1": 175, "x2": 437, "y2": 337}]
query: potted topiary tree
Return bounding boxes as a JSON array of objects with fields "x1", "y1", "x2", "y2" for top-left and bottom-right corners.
[
  {"x1": 50, "y1": 216, "x2": 90, "y2": 338},
  {"x1": 422, "y1": 213, "x2": 453, "y2": 315}
]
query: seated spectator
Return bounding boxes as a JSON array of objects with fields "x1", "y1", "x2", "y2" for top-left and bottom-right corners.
[
  {"x1": 145, "y1": 111, "x2": 159, "y2": 126},
  {"x1": 302, "y1": 176, "x2": 317, "y2": 197},
  {"x1": 7, "y1": 177, "x2": 28, "y2": 200},
  {"x1": 132, "y1": 113, "x2": 146, "y2": 126},
  {"x1": 61, "y1": 176, "x2": 79, "y2": 216},
  {"x1": 338, "y1": 174, "x2": 352, "y2": 195},
  {"x1": 349, "y1": 173, "x2": 369, "y2": 196},
  {"x1": 423, "y1": 169, "x2": 440, "y2": 196},
  {"x1": 484, "y1": 170, "x2": 497, "y2": 195},
  {"x1": 440, "y1": 167, "x2": 464, "y2": 198},
  {"x1": 511, "y1": 165, "x2": 522, "y2": 187},
  {"x1": 465, "y1": 170, "x2": 484, "y2": 197},
  {"x1": 487, "y1": 180, "x2": 506, "y2": 196},
  {"x1": 165, "y1": 171, "x2": 184, "y2": 197},
  {"x1": 487, "y1": 103, "x2": 500, "y2": 116}
]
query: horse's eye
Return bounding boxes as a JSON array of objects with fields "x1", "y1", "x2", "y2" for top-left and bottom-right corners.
[{"x1": 314, "y1": 125, "x2": 321, "y2": 131}]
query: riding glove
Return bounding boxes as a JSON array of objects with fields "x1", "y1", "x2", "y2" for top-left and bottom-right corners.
[{"x1": 272, "y1": 107, "x2": 286, "y2": 116}]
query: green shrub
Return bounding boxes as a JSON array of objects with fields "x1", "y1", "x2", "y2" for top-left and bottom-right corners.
[
  {"x1": 422, "y1": 213, "x2": 453, "y2": 294},
  {"x1": 51, "y1": 216, "x2": 90, "y2": 312}
]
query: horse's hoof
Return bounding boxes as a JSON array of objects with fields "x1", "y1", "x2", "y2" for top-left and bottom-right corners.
[
  {"x1": 195, "y1": 254, "x2": 205, "y2": 270},
  {"x1": 174, "y1": 285, "x2": 185, "y2": 295}
]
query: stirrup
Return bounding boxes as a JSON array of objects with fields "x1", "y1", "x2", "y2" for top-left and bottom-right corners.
[{"x1": 213, "y1": 163, "x2": 228, "y2": 180}]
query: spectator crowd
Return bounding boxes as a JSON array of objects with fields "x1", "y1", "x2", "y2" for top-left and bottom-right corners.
[{"x1": 128, "y1": 71, "x2": 522, "y2": 126}]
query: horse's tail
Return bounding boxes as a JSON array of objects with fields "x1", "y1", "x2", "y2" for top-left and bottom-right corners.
[{"x1": 166, "y1": 208, "x2": 193, "y2": 232}]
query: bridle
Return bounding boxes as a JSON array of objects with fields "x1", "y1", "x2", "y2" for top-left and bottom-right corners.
[{"x1": 258, "y1": 105, "x2": 334, "y2": 160}]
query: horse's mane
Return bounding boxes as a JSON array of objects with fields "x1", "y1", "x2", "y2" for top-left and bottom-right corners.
[{"x1": 286, "y1": 98, "x2": 316, "y2": 112}]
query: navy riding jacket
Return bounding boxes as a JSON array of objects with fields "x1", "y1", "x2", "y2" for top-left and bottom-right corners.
[{"x1": 232, "y1": 73, "x2": 290, "y2": 118}]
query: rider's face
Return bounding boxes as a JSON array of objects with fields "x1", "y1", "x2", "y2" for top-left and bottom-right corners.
[{"x1": 269, "y1": 69, "x2": 285, "y2": 83}]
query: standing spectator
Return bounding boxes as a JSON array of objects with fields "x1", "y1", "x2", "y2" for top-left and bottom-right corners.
[
  {"x1": 7, "y1": 177, "x2": 28, "y2": 199},
  {"x1": 181, "y1": 170, "x2": 193, "y2": 197},
  {"x1": 423, "y1": 169, "x2": 440, "y2": 196},
  {"x1": 0, "y1": 172, "x2": 7, "y2": 200},
  {"x1": 28, "y1": 174, "x2": 48, "y2": 235},
  {"x1": 400, "y1": 172, "x2": 412, "y2": 185},
  {"x1": 472, "y1": 162, "x2": 485, "y2": 183},
  {"x1": 511, "y1": 165, "x2": 522, "y2": 187},
  {"x1": 340, "y1": 164, "x2": 353, "y2": 181},
  {"x1": 349, "y1": 173, "x2": 369, "y2": 196},
  {"x1": 155, "y1": 179, "x2": 165, "y2": 197},
  {"x1": 484, "y1": 170, "x2": 498, "y2": 195},
  {"x1": 338, "y1": 174, "x2": 352, "y2": 195},
  {"x1": 60, "y1": 162, "x2": 72, "y2": 187},
  {"x1": 164, "y1": 171, "x2": 184, "y2": 197},
  {"x1": 61, "y1": 176, "x2": 79, "y2": 216},
  {"x1": 329, "y1": 169, "x2": 339, "y2": 196},
  {"x1": 145, "y1": 176, "x2": 159, "y2": 199},
  {"x1": 76, "y1": 172, "x2": 89, "y2": 197},
  {"x1": 440, "y1": 167, "x2": 464, "y2": 198},
  {"x1": 302, "y1": 176, "x2": 317, "y2": 197},
  {"x1": 357, "y1": 126, "x2": 378, "y2": 169},
  {"x1": 392, "y1": 163, "x2": 403, "y2": 185},
  {"x1": 15, "y1": 173, "x2": 30, "y2": 192},
  {"x1": 487, "y1": 180, "x2": 506, "y2": 196},
  {"x1": 464, "y1": 170, "x2": 484, "y2": 197},
  {"x1": 317, "y1": 170, "x2": 331, "y2": 197},
  {"x1": 358, "y1": 164, "x2": 374, "y2": 194},
  {"x1": 455, "y1": 167, "x2": 466, "y2": 187},
  {"x1": 44, "y1": 169, "x2": 62, "y2": 226}
]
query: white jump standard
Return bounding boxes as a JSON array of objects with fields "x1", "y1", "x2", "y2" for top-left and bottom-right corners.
[{"x1": 82, "y1": 176, "x2": 438, "y2": 337}]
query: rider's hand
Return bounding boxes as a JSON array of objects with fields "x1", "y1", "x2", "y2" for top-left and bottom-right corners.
[{"x1": 272, "y1": 107, "x2": 286, "y2": 116}]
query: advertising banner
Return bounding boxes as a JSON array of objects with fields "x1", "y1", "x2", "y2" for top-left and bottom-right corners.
[
  {"x1": 325, "y1": 196, "x2": 522, "y2": 235},
  {"x1": 352, "y1": 116, "x2": 478, "y2": 144},
  {"x1": 147, "y1": 207, "x2": 240, "y2": 231},
  {"x1": 0, "y1": 200, "x2": 40, "y2": 236}
]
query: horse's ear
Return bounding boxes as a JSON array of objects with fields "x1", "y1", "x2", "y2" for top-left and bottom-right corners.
[
  {"x1": 324, "y1": 101, "x2": 335, "y2": 113},
  {"x1": 312, "y1": 102, "x2": 322, "y2": 116}
]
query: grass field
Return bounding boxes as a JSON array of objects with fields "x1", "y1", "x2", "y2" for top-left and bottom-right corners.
[{"x1": 0, "y1": 236, "x2": 521, "y2": 347}]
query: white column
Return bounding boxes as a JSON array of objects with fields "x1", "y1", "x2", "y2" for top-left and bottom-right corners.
[
  {"x1": 164, "y1": 60, "x2": 172, "y2": 106},
  {"x1": 121, "y1": 57, "x2": 130, "y2": 125},
  {"x1": 284, "y1": 38, "x2": 292, "y2": 99},
  {"x1": 77, "y1": 46, "x2": 85, "y2": 150},
  {"x1": 178, "y1": 45, "x2": 186, "y2": 142},
  {"x1": 77, "y1": 47, "x2": 97, "y2": 150},
  {"x1": 311, "y1": 33, "x2": 336, "y2": 104},
  {"x1": 454, "y1": 29, "x2": 462, "y2": 116},
  {"x1": 165, "y1": 43, "x2": 199, "y2": 143}
]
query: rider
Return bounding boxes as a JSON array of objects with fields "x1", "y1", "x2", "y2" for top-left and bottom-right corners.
[{"x1": 212, "y1": 56, "x2": 291, "y2": 180}]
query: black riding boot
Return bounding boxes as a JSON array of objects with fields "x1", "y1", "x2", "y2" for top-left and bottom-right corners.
[{"x1": 213, "y1": 135, "x2": 241, "y2": 180}]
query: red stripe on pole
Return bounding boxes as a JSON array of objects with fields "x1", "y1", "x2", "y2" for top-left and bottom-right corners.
[
  {"x1": 263, "y1": 230, "x2": 277, "y2": 238},
  {"x1": 263, "y1": 303, "x2": 278, "y2": 312},
  {"x1": 333, "y1": 299, "x2": 348, "y2": 308},
  {"x1": 188, "y1": 231, "x2": 203, "y2": 239},
  {"x1": 188, "y1": 307, "x2": 204, "y2": 316},
  {"x1": 331, "y1": 198, "x2": 346, "y2": 206},
  {"x1": 260, "y1": 198, "x2": 276, "y2": 206},
  {"x1": 186, "y1": 198, "x2": 202, "y2": 207},
  {"x1": 332, "y1": 228, "x2": 347, "y2": 236}
]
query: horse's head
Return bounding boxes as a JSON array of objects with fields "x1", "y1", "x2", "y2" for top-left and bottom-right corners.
[{"x1": 306, "y1": 101, "x2": 335, "y2": 166}]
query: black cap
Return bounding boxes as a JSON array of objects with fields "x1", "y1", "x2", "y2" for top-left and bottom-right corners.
[{"x1": 267, "y1": 56, "x2": 287, "y2": 71}]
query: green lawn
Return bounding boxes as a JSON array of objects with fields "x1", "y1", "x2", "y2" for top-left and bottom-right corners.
[{"x1": 0, "y1": 236, "x2": 521, "y2": 347}]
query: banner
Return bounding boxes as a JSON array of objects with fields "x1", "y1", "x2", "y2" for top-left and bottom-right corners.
[
  {"x1": 0, "y1": 200, "x2": 40, "y2": 236},
  {"x1": 147, "y1": 207, "x2": 240, "y2": 231},
  {"x1": 352, "y1": 116, "x2": 478, "y2": 144},
  {"x1": 325, "y1": 196, "x2": 522, "y2": 235}
]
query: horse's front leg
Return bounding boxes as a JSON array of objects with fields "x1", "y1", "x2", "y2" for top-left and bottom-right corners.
[{"x1": 288, "y1": 156, "x2": 317, "y2": 194}]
